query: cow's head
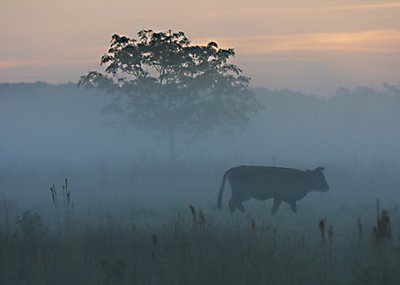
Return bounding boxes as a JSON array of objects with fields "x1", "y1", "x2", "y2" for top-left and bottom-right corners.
[{"x1": 309, "y1": 166, "x2": 329, "y2": 192}]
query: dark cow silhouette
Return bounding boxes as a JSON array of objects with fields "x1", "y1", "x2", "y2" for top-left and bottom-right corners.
[{"x1": 217, "y1": 165, "x2": 329, "y2": 214}]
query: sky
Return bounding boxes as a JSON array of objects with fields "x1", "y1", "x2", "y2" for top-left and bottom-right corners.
[{"x1": 1, "y1": 0, "x2": 400, "y2": 95}]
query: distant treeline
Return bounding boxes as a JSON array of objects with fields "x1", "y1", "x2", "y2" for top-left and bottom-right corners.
[
  {"x1": 1, "y1": 82, "x2": 399, "y2": 164},
  {"x1": 249, "y1": 85, "x2": 400, "y2": 163},
  {"x1": 1, "y1": 81, "x2": 399, "y2": 104}
]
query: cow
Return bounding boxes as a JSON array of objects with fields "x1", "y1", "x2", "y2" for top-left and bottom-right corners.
[{"x1": 217, "y1": 165, "x2": 329, "y2": 214}]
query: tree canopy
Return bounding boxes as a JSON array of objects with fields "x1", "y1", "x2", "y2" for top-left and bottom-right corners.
[{"x1": 79, "y1": 29, "x2": 263, "y2": 161}]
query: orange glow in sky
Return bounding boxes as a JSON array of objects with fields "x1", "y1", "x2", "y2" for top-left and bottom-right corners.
[{"x1": 1, "y1": 0, "x2": 400, "y2": 95}]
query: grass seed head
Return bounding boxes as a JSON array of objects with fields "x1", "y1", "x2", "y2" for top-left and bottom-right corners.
[
  {"x1": 199, "y1": 210, "x2": 205, "y2": 228},
  {"x1": 319, "y1": 220, "x2": 325, "y2": 241},
  {"x1": 357, "y1": 218, "x2": 363, "y2": 240},
  {"x1": 250, "y1": 218, "x2": 256, "y2": 233},
  {"x1": 189, "y1": 204, "x2": 197, "y2": 226},
  {"x1": 328, "y1": 225, "x2": 333, "y2": 242}
]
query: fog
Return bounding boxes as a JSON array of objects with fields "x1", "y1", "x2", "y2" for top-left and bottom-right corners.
[
  {"x1": 1, "y1": 82, "x2": 399, "y2": 208},
  {"x1": 2, "y1": 81, "x2": 400, "y2": 284}
]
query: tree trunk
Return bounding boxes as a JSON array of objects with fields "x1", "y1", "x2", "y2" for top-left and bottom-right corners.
[
  {"x1": 168, "y1": 130, "x2": 177, "y2": 164},
  {"x1": 167, "y1": 130, "x2": 204, "y2": 164}
]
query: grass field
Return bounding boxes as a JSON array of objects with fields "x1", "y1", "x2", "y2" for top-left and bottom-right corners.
[{"x1": 1, "y1": 161, "x2": 400, "y2": 284}]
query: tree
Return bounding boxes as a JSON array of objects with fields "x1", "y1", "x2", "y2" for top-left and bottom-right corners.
[{"x1": 79, "y1": 30, "x2": 263, "y2": 162}]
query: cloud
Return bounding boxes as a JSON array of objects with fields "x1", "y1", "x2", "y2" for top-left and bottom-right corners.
[
  {"x1": 194, "y1": 30, "x2": 400, "y2": 55},
  {"x1": 309, "y1": 2, "x2": 400, "y2": 11},
  {"x1": 182, "y1": 2, "x2": 400, "y2": 19},
  {"x1": 0, "y1": 45, "x2": 105, "y2": 70},
  {"x1": 0, "y1": 59, "x2": 42, "y2": 69},
  {"x1": 0, "y1": 58, "x2": 98, "y2": 70},
  {"x1": 2, "y1": 30, "x2": 399, "y2": 71}
]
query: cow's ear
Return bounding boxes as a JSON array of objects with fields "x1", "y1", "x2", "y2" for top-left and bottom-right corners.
[{"x1": 315, "y1": 166, "x2": 325, "y2": 172}]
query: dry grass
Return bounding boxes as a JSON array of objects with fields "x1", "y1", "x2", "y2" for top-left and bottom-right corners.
[
  {"x1": 1, "y1": 200, "x2": 400, "y2": 285},
  {"x1": 1, "y1": 161, "x2": 400, "y2": 284}
]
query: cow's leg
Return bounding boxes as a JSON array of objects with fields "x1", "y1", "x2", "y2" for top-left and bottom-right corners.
[
  {"x1": 237, "y1": 194, "x2": 250, "y2": 212},
  {"x1": 229, "y1": 198, "x2": 245, "y2": 212},
  {"x1": 288, "y1": 200, "x2": 297, "y2": 213},
  {"x1": 229, "y1": 184, "x2": 246, "y2": 213},
  {"x1": 228, "y1": 198, "x2": 236, "y2": 213},
  {"x1": 271, "y1": 199, "x2": 282, "y2": 215},
  {"x1": 237, "y1": 202, "x2": 245, "y2": 212}
]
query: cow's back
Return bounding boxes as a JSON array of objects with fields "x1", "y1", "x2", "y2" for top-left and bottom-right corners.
[{"x1": 228, "y1": 166, "x2": 309, "y2": 200}]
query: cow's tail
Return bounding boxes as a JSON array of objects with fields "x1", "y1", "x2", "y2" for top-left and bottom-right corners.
[{"x1": 217, "y1": 168, "x2": 233, "y2": 209}]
